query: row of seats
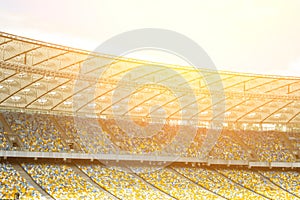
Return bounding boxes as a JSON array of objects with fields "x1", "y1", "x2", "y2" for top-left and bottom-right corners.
[{"x1": 0, "y1": 111, "x2": 298, "y2": 162}]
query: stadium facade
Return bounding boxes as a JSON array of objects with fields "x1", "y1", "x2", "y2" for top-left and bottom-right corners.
[{"x1": 0, "y1": 32, "x2": 299, "y2": 199}]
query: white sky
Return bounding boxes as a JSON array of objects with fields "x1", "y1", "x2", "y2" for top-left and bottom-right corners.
[{"x1": 1, "y1": 0, "x2": 300, "y2": 76}]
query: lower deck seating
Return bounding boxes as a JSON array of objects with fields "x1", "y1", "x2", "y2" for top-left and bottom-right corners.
[
  {"x1": 1, "y1": 161, "x2": 299, "y2": 199},
  {"x1": 0, "y1": 163, "x2": 42, "y2": 199}
]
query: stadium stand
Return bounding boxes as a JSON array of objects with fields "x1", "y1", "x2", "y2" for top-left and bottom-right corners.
[{"x1": 0, "y1": 110, "x2": 299, "y2": 162}]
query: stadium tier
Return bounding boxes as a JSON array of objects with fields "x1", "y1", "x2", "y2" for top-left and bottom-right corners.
[
  {"x1": 0, "y1": 32, "x2": 299, "y2": 199},
  {"x1": 0, "y1": 110, "x2": 299, "y2": 163},
  {"x1": 0, "y1": 160, "x2": 300, "y2": 199}
]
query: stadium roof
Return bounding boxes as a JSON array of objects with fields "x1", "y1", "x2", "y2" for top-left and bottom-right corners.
[{"x1": 1, "y1": 32, "x2": 300, "y2": 125}]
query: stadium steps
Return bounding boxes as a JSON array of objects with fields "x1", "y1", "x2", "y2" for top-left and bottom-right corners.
[
  {"x1": 202, "y1": 129, "x2": 224, "y2": 158},
  {"x1": 71, "y1": 164, "x2": 120, "y2": 200},
  {"x1": 10, "y1": 162, "x2": 55, "y2": 200},
  {"x1": 120, "y1": 165, "x2": 177, "y2": 200},
  {"x1": 50, "y1": 116, "x2": 81, "y2": 152},
  {"x1": 49, "y1": 116, "x2": 69, "y2": 141},
  {"x1": 280, "y1": 132, "x2": 297, "y2": 157},
  {"x1": 98, "y1": 119, "x2": 119, "y2": 142},
  {"x1": 213, "y1": 168, "x2": 271, "y2": 200},
  {"x1": 232, "y1": 131, "x2": 259, "y2": 160},
  {"x1": 98, "y1": 119, "x2": 126, "y2": 152},
  {"x1": 258, "y1": 171, "x2": 300, "y2": 199},
  {"x1": 168, "y1": 167, "x2": 227, "y2": 200},
  {"x1": 0, "y1": 112, "x2": 12, "y2": 133}
]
